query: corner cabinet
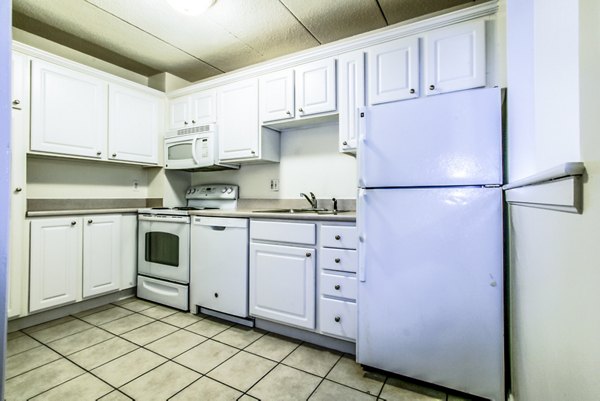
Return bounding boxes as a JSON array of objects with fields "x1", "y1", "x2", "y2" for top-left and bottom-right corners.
[
  {"x1": 108, "y1": 84, "x2": 162, "y2": 164},
  {"x1": 218, "y1": 78, "x2": 279, "y2": 163},
  {"x1": 31, "y1": 59, "x2": 108, "y2": 158},
  {"x1": 338, "y1": 51, "x2": 365, "y2": 153},
  {"x1": 423, "y1": 19, "x2": 486, "y2": 96}
]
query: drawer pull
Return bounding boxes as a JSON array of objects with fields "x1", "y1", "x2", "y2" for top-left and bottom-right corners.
[
  {"x1": 334, "y1": 316, "x2": 341, "y2": 323},
  {"x1": 334, "y1": 284, "x2": 341, "y2": 290},
  {"x1": 334, "y1": 258, "x2": 340, "y2": 263},
  {"x1": 335, "y1": 235, "x2": 341, "y2": 240},
  {"x1": 306, "y1": 252, "x2": 312, "y2": 257},
  {"x1": 214, "y1": 292, "x2": 219, "y2": 298}
]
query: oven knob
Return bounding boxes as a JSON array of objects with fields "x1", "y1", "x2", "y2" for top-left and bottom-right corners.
[
  {"x1": 221, "y1": 187, "x2": 227, "y2": 193},
  {"x1": 187, "y1": 189, "x2": 192, "y2": 195},
  {"x1": 191, "y1": 188, "x2": 197, "y2": 194},
  {"x1": 227, "y1": 187, "x2": 233, "y2": 194}
]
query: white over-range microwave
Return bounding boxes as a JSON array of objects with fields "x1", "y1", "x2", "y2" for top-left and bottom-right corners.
[{"x1": 164, "y1": 124, "x2": 239, "y2": 171}]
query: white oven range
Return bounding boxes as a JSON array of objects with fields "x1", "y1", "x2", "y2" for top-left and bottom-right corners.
[{"x1": 137, "y1": 184, "x2": 238, "y2": 310}]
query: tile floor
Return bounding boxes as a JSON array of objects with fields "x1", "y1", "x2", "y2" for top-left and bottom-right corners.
[{"x1": 5, "y1": 298, "x2": 474, "y2": 401}]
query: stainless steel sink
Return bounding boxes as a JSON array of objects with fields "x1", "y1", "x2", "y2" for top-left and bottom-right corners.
[
  {"x1": 252, "y1": 208, "x2": 351, "y2": 214},
  {"x1": 252, "y1": 208, "x2": 325, "y2": 214}
]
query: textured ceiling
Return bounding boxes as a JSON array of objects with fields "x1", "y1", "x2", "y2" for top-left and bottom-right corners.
[{"x1": 12, "y1": 0, "x2": 485, "y2": 83}]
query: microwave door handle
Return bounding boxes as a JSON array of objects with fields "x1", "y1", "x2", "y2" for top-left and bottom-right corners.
[{"x1": 191, "y1": 136, "x2": 200, "y2": 165}]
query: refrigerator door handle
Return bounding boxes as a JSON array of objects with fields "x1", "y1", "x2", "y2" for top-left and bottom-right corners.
[
  {"x1": 358, "y1": 107, "x2": 367, "y2": 188},
  {"x1": 357, "y1": 188, "x2": 367, "y2": 282}
]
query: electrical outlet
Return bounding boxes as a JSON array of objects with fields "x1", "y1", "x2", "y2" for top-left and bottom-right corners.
[
  {"x1": 133, "y1": 180, "x2": 139, "y2": 191},
  {"x1": 270, "y1": 179, "x2": 279, "y2": 191}
]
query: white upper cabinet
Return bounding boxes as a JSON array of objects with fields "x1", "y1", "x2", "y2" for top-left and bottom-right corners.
[
  {"x1": 295, "y1": 58, "x2": 337, "y2": 117},
  {"x1": 169, "y1": 90, "x2": 216, "y2": 130},
  {"x1": 367, "y1": 36, "x2": 420, "y2": 105},
  {"x1": 260, "y1": 70, "x2": 295, "y2": 122},
  {"x1": 30, "y1": 217, "x2": 82, "y2": 312},
  {"x1": 83, "y1": 215, "x2": 121, "y2": 298},
  {"x1": 338, "y1": 50, "x2": 365, "y2": 153},
  {"x1": 31, "y1": 59, "x2": 108, "y2": 158},
  {"x1": 218, "y1": 78, "x2": 259, "y2": 161},
  {"x1": 218, "y1": 79, "x2": 279, "y2": 163},
  {"x1": 108, "y1": 83, "x2": 161, "y2": 164},
  {"x1": 259, "y1": 58, "x2": 336, "y2": 124},
  {"x1": 424, "y1": 20, "x2": 486, "y2": 95}
]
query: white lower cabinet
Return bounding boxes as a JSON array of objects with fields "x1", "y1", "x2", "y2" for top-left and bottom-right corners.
[
  {"x1": 318, "y1": 223, "x2": 358, "y2": 341},
  {"x1": 30, "y1": 217, "x2": 82, "y2": 312},
  {"x1": 249, "y1": 220, "x2": 316, "y2": 330},
  {"x1": 30, "y1": 214, "x2": 129, "y2": 313},
  {"x1": 82, "y1": 215, "x2": 121, "y2": 298}
]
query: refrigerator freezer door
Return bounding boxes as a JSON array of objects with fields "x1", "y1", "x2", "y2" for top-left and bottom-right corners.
[
  {"x1": 358, "y1": 87, "x2": 502, "y2": 188},
  {"x1": 357, "y1": 187, "x2": 504, "y2": 401}
]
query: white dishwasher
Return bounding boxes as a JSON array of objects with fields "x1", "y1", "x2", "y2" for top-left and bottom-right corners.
[{"x1": 190, "y1": 216, "x2": 249, "y2": 320}]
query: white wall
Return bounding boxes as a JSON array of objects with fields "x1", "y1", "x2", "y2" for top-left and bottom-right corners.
[
  {"x1": 506, "y1": 1, "x2": 600, "y2": 400},
  {"x1": 27, "y1": 158, "x2": 150, "y2": 199},
  {"x1": 192, "y1": 123, "x2": 357, "y2": 200}
]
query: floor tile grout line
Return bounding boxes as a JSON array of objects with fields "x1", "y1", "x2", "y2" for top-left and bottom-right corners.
[
  {"x1": 24, "y1": 370, "x2": 112, "y2": 401},
  {"x1": 304, "y1": 347, "x2": 344, "y2": 400}
]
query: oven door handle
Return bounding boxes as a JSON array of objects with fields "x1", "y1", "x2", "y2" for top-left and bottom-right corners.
[
  {"x1": 191, "y1": 136, "x2": 200, "y2": 166},
  {"x1": 138, "y1": 214, "x2": 190, "y2": 223}
]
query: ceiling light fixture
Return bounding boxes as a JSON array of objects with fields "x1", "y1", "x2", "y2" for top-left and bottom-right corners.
[{"x1": 167, "y1": 0, "x2": 216, "y2": 16}]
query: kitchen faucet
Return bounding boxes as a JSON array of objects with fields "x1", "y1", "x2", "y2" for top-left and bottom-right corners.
[{"x1": 300, "y1": 192, "x2": 318, "y2": 209}]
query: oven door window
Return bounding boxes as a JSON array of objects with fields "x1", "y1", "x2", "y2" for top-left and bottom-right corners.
[{"x1": 145, "y1": 231, "x2": 179, "y2": 267}]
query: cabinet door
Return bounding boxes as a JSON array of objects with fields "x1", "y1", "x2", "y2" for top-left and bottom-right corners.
[
  {"x1": 169, "y1": 95, "x2": 190, "y2": 130},
  {"x1": 260, "y1": 69, "x2": 295, "y2": 122},
  {"x1": 249, "y1": 242, "x2": 315, "y2": 329},
  {"x1": 8, "y1": 52, "x2": 29, "y2": 319},
  {"x1": 83, "y1": 215, "x2": 121, "y2": 298},
  {"x1": 218, "y1": 78, "x2": 260, "y2": 161},
  {"x1": 338, "y1": 51, "x2": 365, "y2": 152},
  {"x1": 30, "y1": 218, "x2": 82, "y2": 312},
  {"x1": 424, "y1": 20, "x2": 486, "y2": 95},
  {"x1": 120, "y1": 215, "x2": 138, "y2": 290},
  {"x1": 367, "y1": 37, "x2": 419, "y2": 105},
  {"x1": 31, "y1": 59, "x2": 108, "y2": 158},
  {"x1": 108, "y1": 84, "x2": 161, "y2": 164},
  {"x1": 296, "y1": 58, "x2": 336, "y2": 116},
  {"x1": 190, "y1": 90, "x2": 217, "y2": 125}
]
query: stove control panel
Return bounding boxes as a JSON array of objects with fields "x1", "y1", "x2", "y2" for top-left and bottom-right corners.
[{"x1": 186, "y1": 184, "x2": 238, "y2": 200}]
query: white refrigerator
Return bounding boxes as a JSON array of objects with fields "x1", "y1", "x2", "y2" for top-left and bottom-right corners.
[{"x1": 356, "y1": 88, "x2": 504, "y2": 401}]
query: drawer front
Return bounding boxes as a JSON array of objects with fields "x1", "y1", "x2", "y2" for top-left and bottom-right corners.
[
  {"x1": 251, "y1": 220, "x2": 316, "y2": 245},
  {"x1": 137, "y1": 275, "x2": 189, "y2": 311},
  {"x1": 321, "y1": 225, "x2": 357, "y2": 249},
  {"x1": 319, "y1": 248, "x2": 357, "y2": 273},
  {"x1": 319, "y1": 297, "x2": 357, "y2": 340},
  {"x1": 321, "y1": 272, "x2": 357, "y2": 300}
]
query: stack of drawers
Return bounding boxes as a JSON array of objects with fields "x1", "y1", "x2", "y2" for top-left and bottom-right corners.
[{"x1": 318, "y1": 224, "x2": 358, "y2": 341}]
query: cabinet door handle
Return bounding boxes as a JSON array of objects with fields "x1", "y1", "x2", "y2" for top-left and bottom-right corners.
[
  {"x1": 409, "y1": 88, "x2": 415, "y2": 94},
  {"x1": 192, "y1": 120, "x2": 196, "y2": 124},
  {"x1": 334, "y1": 284, "x2": 341, "y2": 290},
  {"x1": 306, "y1": 252, "x2": 312, "y2": 257},
  {"x1": 96, "y1": 151, "x2": 102, "y2": 156},
  {"x1": 335, "y1": 235, "x2": 341, "y2": 240},
  {"x1": 286, "y1": 110, "x2": 291, "y2": 115},
  {"x1": 14, "y1": 187, "x2": 22, "y2": 193},
  {"x1": 298, "y1": 107, "x2": 304, "y2": 113},
  {"x1": 12, "y1": 99, "x2": 20, "y2": 105},
  {"x1": 342, "y1": 141, "x2": 348, "y2": 146},
  {"x1": 71, "y1": 221, "x2": 77, "y2": 226},
  {"x1": 214, "y1": 292, "x2": 219, "y2": 298},
  {"x1": 184, "y1": 121, "x2": 189, "y2": 125},
  {"x1": 112, "y1": 153, "x2": 117, "y2": 157},
  {"x1": 334, "y1": 258, "x2": 340, "y2": 263},
  {"x1": 334, "y1": 316, "x2": 341, "y2": 323},
  {"x1": 87, "y1": 219, "x2": 93, "y2": 224},
  {"x1": 429, "y1": 85, "x2": 435, "y2": 90},
  {"x1": 250, "y1": 150, "x2": 256, "y2": 155}
]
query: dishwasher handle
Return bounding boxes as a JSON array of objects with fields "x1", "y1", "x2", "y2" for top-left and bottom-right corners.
[{"x1": 210, "y1": 226, "x2": 226, "y2": 231}]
